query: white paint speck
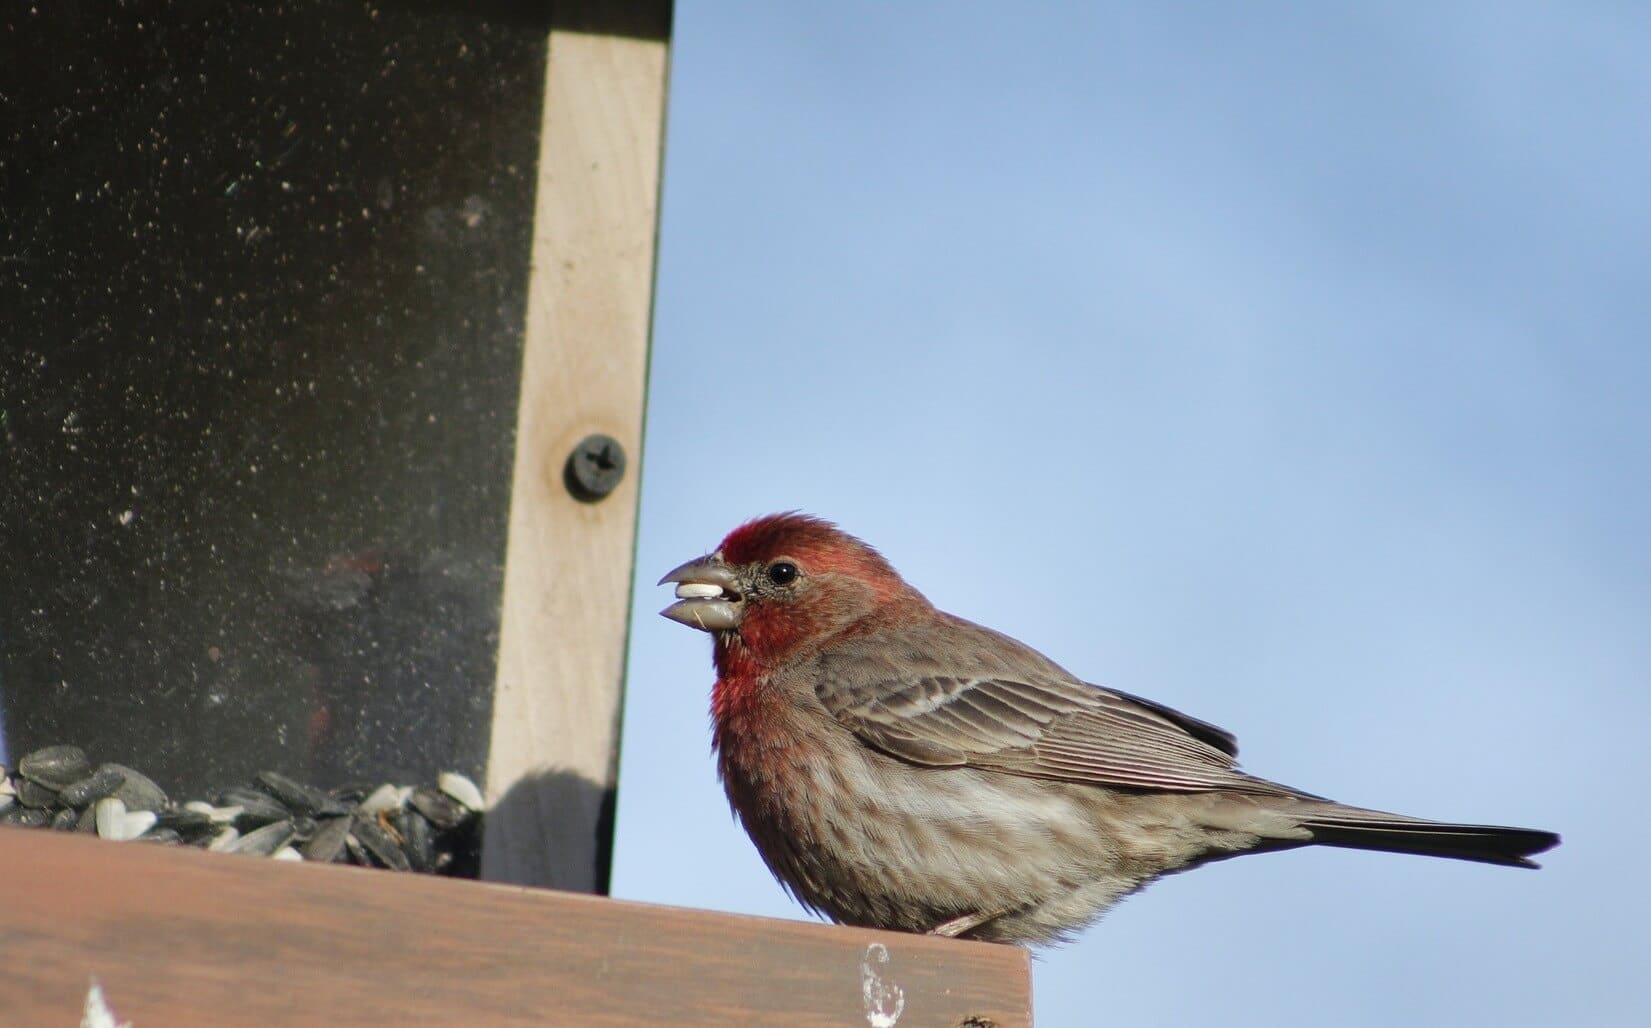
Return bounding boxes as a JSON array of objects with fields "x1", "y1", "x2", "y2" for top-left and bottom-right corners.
[
  {"x1": 860, "y1": 943, "x2": 905, "y2": 1028},
  {"x1": 116, "y1": 510, "x2": 135, "y2": 526},
  {"x1": 81, "y1": 978, "x2": 131, "y2": 1028}
]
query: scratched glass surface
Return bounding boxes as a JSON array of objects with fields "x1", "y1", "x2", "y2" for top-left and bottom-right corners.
[{"x1": 0, "y1": 2, "x2": 548, "y2": 795}]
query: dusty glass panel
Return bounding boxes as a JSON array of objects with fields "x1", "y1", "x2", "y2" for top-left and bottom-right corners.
[{"x1": 0, "y1": 3, "x2": 549, "y2": 797}]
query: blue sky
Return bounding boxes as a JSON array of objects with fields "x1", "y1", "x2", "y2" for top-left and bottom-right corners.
[{"x1": 613, "y1": 5, "x2": 1650, "y2": 1025}]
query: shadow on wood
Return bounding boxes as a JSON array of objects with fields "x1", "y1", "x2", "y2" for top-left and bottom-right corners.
[{"x1": 484, "y1": 764, "x2": 617, "y2": 892}]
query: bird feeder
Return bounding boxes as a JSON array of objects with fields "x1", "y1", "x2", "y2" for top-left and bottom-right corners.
[{"x1": 0, "y1": 2, "x2": 1031, "y2": 1023}]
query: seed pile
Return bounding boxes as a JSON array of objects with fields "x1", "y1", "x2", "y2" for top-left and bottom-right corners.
[{"x1": 0, "y1": 744, "x2": 483, "y2": 875}]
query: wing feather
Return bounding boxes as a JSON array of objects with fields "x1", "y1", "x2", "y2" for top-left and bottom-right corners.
[{"x1": 812, "y1": 618, "x2": 1286, "y2": 796}]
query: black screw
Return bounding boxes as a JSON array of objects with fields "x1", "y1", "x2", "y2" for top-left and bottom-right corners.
[{"x1": 565, "y1": 434, "x2": 627, "y2": 502}]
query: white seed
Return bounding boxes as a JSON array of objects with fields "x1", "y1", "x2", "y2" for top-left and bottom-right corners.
[
  {"x1": 185, "y1": 800, "x2": 243, "y2": 824},
  {"x1": 674, "y1": 582, "x2": 724, "y2": 599},
  {"x1": 94, "y1": 797, "x2": 125, "y2": 838},
  {"x1": 438, "y1": 772, "x2": 485, "y2": 811},
  {"x1": 358, "y1": 783, "x2": 404, "y2": 814},
  {"x1": 95, "y1": 798, "x2": 156, "y2": 841}
]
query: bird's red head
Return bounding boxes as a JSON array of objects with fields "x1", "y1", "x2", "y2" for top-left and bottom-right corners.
[
  {"x1": 660, "y1": 513, "x2": 926, "y2": 681},
  {"x1": 718, "y1": 513, "x2": 899, "y2": 583}
]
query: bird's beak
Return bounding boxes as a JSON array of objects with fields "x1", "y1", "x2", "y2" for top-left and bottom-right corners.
[{"x1": 658, "y1": 554, "x2": 744, "y2": 632}]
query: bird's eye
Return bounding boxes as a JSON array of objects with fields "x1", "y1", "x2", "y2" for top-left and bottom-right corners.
[{"x1": 767, "y1": 561, "x2": 799, "y2": 585}]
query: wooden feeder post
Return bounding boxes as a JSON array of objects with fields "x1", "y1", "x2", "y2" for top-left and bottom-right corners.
[{"x1": 481, "y1": 4, "x2": 670, "y2": 894}]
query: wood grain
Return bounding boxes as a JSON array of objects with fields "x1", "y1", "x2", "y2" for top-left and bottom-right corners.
[
  {"x1": 0, "y1": 829, "x2": 1032, "y2": 1027},
  {"x1": 482, "y1": 8, "x2": 670, "y2": 890}
]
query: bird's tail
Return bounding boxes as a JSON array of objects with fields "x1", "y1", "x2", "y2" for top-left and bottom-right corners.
[{"x1": 1296, "y1": 802, "x2": 1559, "y2": 868}]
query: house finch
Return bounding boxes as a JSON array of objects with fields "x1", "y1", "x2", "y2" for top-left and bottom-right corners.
[{"x1": 660, "y1": 513, "x2": 1560, "y2": 946}]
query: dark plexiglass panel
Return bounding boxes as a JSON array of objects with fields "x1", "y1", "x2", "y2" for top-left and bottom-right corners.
[{"x1": 0, "y1": 2, "x2": 551, "y2": 796}]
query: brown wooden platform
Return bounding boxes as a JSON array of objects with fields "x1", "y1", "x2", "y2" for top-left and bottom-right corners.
[{"x1": 0, "y1": 827, "x2": 1031, "y2": 1026}]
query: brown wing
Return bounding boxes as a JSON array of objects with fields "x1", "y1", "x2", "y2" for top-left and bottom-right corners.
[{"x1": 812, "y1": 618, "x2": 1291, "y2": 796}]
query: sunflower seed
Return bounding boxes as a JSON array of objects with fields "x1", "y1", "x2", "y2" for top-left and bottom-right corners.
[
  {"x1": 409, "y1": 786, "x2": 466, "y2": 829},
  {"x1": 18, "y1": 745, "x2": 91, "y2": 789},
  {"x1": 255, "y1": 771, "x2": 348, "y2": 818},
  {"x1": 301, "y1": 816, "x2": 351, "y2": 863},
  {"x1": 397, "y1": 809, "x2": 434, "y2": 872},
  {"x1": 2, "y1": 806, "x2": 52, "y2": 827},
  {"x1": 58, "y1": 766, "x2": 126, "y2": 808},
  {"x1": 328, "y1": 782, "x2": 374, "y2": 804},
  {"x1": 15, "y1": 778, "x2": 60, "y2": 809},
  {"x1": 350, "y1": 815, "x2": 410, "y2": 871},
  {"x1": 437, "y1": 772, "x2": 485, "y2": 812},
  {"x1": 215, "y1": 787, "x2": 290, "y2": 828},
  {"x1": 101, "y1": 764, "x2": 168, "y2": 812},
  {"x1": 227, "y1": 819, "x2": 296, "y2": 857},
  {"x1": 343, "y1": 832, "x2": 371, "y2": 866}
]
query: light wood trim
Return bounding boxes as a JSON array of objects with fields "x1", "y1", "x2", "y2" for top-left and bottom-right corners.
[{"x1": 482, "y1": 13, "x2": 670, "y2": 889}]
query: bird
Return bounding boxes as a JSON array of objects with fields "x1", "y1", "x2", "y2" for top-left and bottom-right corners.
[{"x1": 659, "y1": 512, "x2": 1560, "y2": 946}]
